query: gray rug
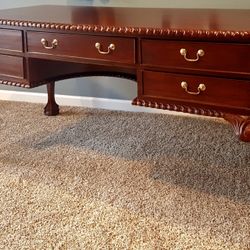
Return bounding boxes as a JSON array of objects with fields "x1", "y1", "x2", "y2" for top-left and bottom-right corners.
[{"x1": 0, "y1": 100, "x2": 249, "y2": 249}]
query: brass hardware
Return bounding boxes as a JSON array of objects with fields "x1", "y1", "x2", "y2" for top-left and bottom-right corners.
[
  {"x1": 95, "y1": 42, "x2": 115, "y2": 55},
  {"x1": 41, "y1": 38, "x2": 58, "y2": 49},
  {"x1": 180, "y1": 48, "x2": 205, "y2": 62},
  {"x1": 181, "y1": 81, "x2": 206, "y2": 95}
]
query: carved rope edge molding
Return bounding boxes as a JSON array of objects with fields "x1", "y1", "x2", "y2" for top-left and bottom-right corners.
[
  {"x1": 0, "y1": 19, "x2": 250, "y2": 41},
  {"x1": 132, "y1": 98, "x2": 223, "y2": 117},
  {"x1": 0, "y1": 79, "x2": 30, "y2": 88}
]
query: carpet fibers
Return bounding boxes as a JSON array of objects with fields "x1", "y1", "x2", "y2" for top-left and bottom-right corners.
[{"x1": 0, "y1": 100, "x2": 249, "y2": 250}]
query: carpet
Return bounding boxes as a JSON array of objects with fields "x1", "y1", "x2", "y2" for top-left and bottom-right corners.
[{"x1": 0, "y1": 100, "x2": 249, "y2": 250}]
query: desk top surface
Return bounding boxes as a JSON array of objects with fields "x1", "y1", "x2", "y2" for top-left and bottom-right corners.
[{"x1": 0, "y1": 5, "x2": 250, "y2": 40}]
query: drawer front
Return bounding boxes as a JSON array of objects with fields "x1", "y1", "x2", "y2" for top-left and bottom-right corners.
[
  {"x1": 0, "y1": 55, "x2": 24, "y2": 79},
  {"x1": 27, "y1": 32, "x2": 136, "y2": 64},
  {"x1": 0, "y1": 29, "x2": 23, "y2": 52},
  {"x1": 141, "y1": 40, "x2": 250, "y2": 74},
  {"x1": 142, "y1": 71, "x2": 250, "y2": 109}
]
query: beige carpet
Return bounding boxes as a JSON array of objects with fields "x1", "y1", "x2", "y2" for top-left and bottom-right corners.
[{"x1": 0, "y1": 100, "x2": 249, "y2": 250}]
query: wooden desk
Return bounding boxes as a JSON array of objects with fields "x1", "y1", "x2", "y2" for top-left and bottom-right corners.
[{"x1": 0, "y1": 5, "x2": 249, "y2": 141}]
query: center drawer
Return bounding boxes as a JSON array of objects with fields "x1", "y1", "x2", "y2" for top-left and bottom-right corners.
[
  {"x1": 142, "y1": 70, "x2": 250, "y2": 110},
  {"x1": 27, "y1": 31, "x2": 136, "y2": 64},
  {"x1": 141, "y1": 40, "x2": 250, "y2": 75}
]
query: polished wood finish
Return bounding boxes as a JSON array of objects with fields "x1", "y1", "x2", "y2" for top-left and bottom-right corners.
[
  {"x1": 142, "y1": 71, "x2": 250, "y2": 113},
  {"x1": 223, "y1": 114, "x2": 250, "y2": 142},
  {"x1": 27, "y1": 58, "x2": 136, "y2": 88},
  {"x1": 44, "y1": 82, "x2": 59, "y2": 116},
  {"x1": 27, "y1": 32, "x2": 136, "y2": 64},
  {"x1": 0, "y1": 6, "x2": 249, "y2": 141},
  {"x1": 0, "y1": 29, "x2": 23, "y2": 52},
  {"x1": 142, "y1": 40, "x2": 250, "y2": 75},
  {"x1": 0, "y1": 55, "x2": 24, "y2": 79},
  {"x1": 0, "y1": 6, "x2": 250, "y2": 39}
]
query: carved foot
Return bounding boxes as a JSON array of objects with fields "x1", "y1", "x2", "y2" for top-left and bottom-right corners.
[
  {"x1": 223, "y1": 114, "x2": 250, "y2": 142},
  {"x1": 44, "y1": 82, "x2": 59, "y2": 116}
]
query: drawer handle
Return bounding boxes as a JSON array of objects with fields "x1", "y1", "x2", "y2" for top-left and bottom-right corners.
[
  {"x1": 95, "y1": 42, "x2": 115, "y2": 55},
  {"x1": 181, "y1": 81, "x2": 206, "y2": 95},
  {"x1": 41, "y1": 38, "x2": 58, "y2": 50},
  {"x1": 180, "y1": 48, "x2": 205, "y2": 62}
]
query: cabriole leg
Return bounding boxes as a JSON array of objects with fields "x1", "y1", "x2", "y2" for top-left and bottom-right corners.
[
  {"x1": 44, "y1": 82, "x2": 59, "y2": 116},
  {"x1": 223, "y1": 114, "x2": 250, "y2": 142}
]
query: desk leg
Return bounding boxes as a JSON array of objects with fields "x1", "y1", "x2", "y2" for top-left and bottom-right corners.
[
  {"x1": 44, "y1": 82, "x2": 59, "y2": 116},
  {"x1": 224, "y1": 114, "x2": 250, "y2": 142}
]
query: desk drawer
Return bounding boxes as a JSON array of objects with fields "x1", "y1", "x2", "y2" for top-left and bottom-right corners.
[
  {"x1": 0, "y1": 54, "x2": 24, "y2": 79},
  {"x1": 27, "y1": 31, "x2": 135, "y2": 64},
  {"x1": 142, "y1": 71, "x2": 250, "y2": 109},
  {"x1": 141, "y1": 40, "x2": 250, "y2": 74},
  {"x1": 0, "y1": 29, "x2": 23, "y2": 52}
]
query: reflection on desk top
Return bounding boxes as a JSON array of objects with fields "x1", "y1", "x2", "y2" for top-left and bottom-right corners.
[{"x1": 0, "y1": 5, "x2": 250, "y2": 40}]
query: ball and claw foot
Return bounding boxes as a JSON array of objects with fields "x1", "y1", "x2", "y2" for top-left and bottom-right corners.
[
  {"x1": 44, "y1": 102, "x2": 59, "y2": 116},
  {"x1": 223, "y1": 114, "x2": 250, "y2": 142}
]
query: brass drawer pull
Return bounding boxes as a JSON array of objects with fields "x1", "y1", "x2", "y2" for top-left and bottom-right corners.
[
  {"x1": 181, "y1": 81, "x2": 206, "y2": 95},
  {"x1": 95, "y1": 42, "x2": 115, "y2": 55},
  {"x1": 180, "y1": 48, "x2": 205, "y2": 62},
  {"x1": 41, "y1": 38, "x2": 58, "y2": 50}
]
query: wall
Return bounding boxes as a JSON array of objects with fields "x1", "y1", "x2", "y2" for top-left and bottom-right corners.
[
  {"x1": 0, "y1": 0, "x2": 249, "y2": 100},
  {"x1": 70, "y1": 0, "x2": 250, "y2": 8}
]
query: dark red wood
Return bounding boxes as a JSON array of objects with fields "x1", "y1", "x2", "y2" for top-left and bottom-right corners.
[
  {"x1": 0, "y1": 6, "x2": 249, "y2": 141},
  {"x1": 0, "y1": 29, "x2": 23, "y2": 52},
  {"x1": 44, "y1": 82, "x2": 59, "y2": 116},
  {"x1": 142, "y1": 71, "x2": 250, "y2": 113},
  {"x1": 0, "y1": 54, "x2": 24, "y2": 79},
  {"x1": 0, "y1": 6, "x2": 250, "y2": 36},
  {"x1": 141, "y1": 40, "x2": 250, "y2": 75},
  {"x1": 27, "y1": 32, "x2": 136, "y2": 64},
  {"x1": 27, "y1": 58, "x2": 136, "y2": 87},
  {"x1": 223, "y1": 114, "x2": 250, "y2": 142}
]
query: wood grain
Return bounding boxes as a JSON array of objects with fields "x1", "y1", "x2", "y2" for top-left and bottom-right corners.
[
  {"x1": 0, "y1": 6, "x2": 249, "y2": 141},
  {"x1": 0, "y1": 54, "x2": 24, "y2": 79},
  {"x1": 0, "y1": 29, "x2": 23, "y2": 52},
  {"x1": 27, "y1": 31, "x2": 136, "y2": 64}
]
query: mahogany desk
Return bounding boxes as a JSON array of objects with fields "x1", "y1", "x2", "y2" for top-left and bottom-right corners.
[{"x1": 0, "y1": 5, "x2": 249, "y2": 141}]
